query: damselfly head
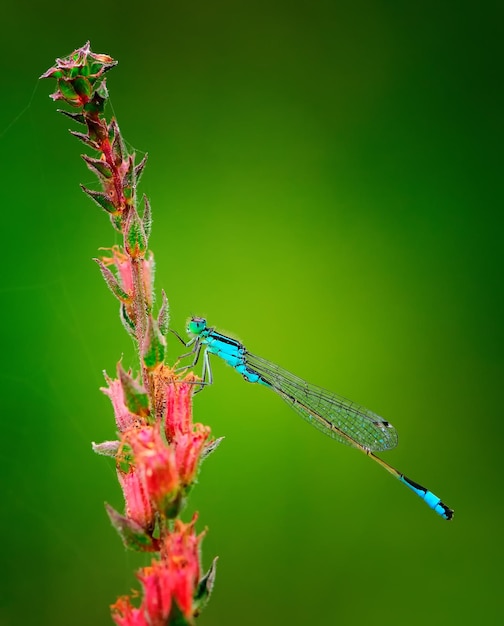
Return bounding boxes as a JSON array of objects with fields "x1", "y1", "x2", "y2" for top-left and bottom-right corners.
[{"x1": 187, "y1": 316, "x2": 207, "y2": 336}]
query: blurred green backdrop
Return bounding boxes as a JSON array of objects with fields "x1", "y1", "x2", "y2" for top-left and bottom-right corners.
[{"x1": 2, "y1": 1, "x2": 503, "y2": 625}]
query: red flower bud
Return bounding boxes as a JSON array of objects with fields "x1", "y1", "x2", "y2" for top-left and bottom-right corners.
[
  {"x1": 128, "y1": 426, "x2": 180, "y2": 515},
  {"x1": 161, "y1": 514, "x2": 204, "y2": 620}
]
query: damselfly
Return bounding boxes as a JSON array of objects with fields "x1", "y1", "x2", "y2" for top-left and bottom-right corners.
[{"x1": 175, "y1": 316, "x2": 453, "y2": 520}]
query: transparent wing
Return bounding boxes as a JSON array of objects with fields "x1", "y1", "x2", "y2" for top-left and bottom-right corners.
[{"x1": 245, "y1": 352, "x2": 398, "y2": 452}]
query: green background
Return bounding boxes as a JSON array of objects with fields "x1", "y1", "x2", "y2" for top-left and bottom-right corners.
[{"x1": 2, "y1": 1, "x2": 503, "y2": 625}]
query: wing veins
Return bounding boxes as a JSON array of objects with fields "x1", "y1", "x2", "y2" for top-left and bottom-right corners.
[{"x1": 245, "y1": 351, "x2": 398, "y2": 451}]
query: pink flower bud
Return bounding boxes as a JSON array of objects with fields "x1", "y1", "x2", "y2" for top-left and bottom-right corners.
[
  {"x1": 117, "y1": 467, "x2": 154, "y2": 531},
  {"x1": 101, "y1": 372, "x2": 139, "y2": 432}
]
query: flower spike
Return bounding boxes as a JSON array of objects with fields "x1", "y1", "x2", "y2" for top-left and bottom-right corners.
[{"x1": 41, "y1": 42, "x2": 219, "y2": 624}]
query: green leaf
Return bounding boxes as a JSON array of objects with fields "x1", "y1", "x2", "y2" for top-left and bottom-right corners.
[
  {"x1": 141, "y1": 195, "x2": 152, "y2": 240},
  {"x1": 85, "y1": 116, "x2": 108, "y2": 145},
  {"x1": 40, "y1": 67, "x2": 63, "y2": 79},
  {"x1": 110, "y1": 212, "x2": 123, "y2": 232},
  {"x1": 93, "y1": 78, "x2": 110, "y2": 101},
  {"x1": 93, "y1": 257, "x2": 131, "y2": 302},
  {"x1": 82, "y1": 155, "x2": 113, "y2": 180},
  {"x1": 123, "y1": 155, "x2": 135, "y2": 191},
  {"x1": 109, "y1": 119, "x2": 126, "y2": 165},
  {"x1": 134, "y1": 154, "x2": 148, "y2": 186},
  {"x1": 105, "y1": 503, "x2": 157, "y2": 552},
  {"x1": 118, "y1": 363, "x2": 150, "y2": 417},
  {"x1": 81, "y1": 185, "x2": 117, "y2": 214},
  {"x1": 69, "y1": 130, "x2": 98, "y2": 149},
  {"x1": 201, "y1": 437, "x2": 224, "y2": 462},
  {"x1": 57, "y1": 109, "x2": 86, "y2": 124},
  {"x1": 142, "y1": 316, "x2": 166, "y2": 371},
  {"x1": 120, "y1": 302, "x2": 136, "y2": 337},
  {"x1": 57, "y1": 77, "x2": 78, "y2": 101},
  {"x1": 72, "y1": 75, "x2": 92, "y2": 98},
  {"x1": 124, "y1": 207, "x2": 147, "y2": 258},
  {"x1": 157, "y1": 290, "x2": 169, "y2": 336},
  {"x1": 193, "y1": 557, "x2": 218, "y2": 617}
]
